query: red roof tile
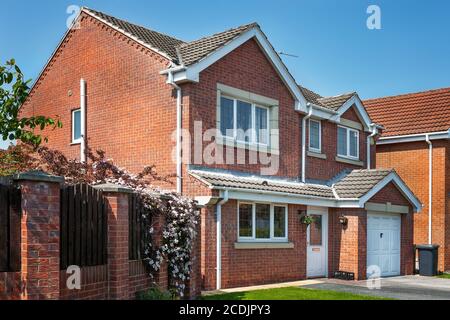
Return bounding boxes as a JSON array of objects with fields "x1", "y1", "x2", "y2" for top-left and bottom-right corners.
[{"x1": 364, "y1": 88, "x2": 450, "y2": 137}]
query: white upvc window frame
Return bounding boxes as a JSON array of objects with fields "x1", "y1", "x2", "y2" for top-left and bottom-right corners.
[
  {"x1": 71, "y1": 109, "x2": 82, "y2": 144},
  {"x1": 237, "y1": 201, "x2": 288, "y2": 242},
  {"x1": 337, "y1": 125, "x2": 360, "y2": 160},
  {"x1": 308, "y1": 119, "x2": 322, "y2": 153},
  {"x1": 220, "y1": 95, "x2": 270, "y2": 147}
]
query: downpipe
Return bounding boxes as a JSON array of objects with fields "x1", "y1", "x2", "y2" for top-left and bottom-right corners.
[
  {"x1": 80, "y1": 79, "x2": 87, "y2": 162},
  {"x1": 216, "y1": 190, "x2": 229, "y2": 290},
  {"x1": 425, "y1": 134, "x2": 433, "y2": 244},
  {"x1": 367, "y1": 124, "x2": 378, "y2": 169},
  {"x1": 167, "y1": 70, "x2": 183, "y2": 194},
  {"x1": 301, "y1": 104, "x2": 313, "y2": 183}
]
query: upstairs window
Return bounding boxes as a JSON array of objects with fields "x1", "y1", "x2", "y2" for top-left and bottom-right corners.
[
  {"x1": 219, "y1": 96, "x2": 270, "y2": 146},
  {"x1": 309, "y1": 119, "x2": 321, "y2": 153},
  {"x1": 72, "y1": 109, "x2": 82, "y2": 143},
  {"x1": 337, "y1": 126, "x2": 359, "y2": 159}
]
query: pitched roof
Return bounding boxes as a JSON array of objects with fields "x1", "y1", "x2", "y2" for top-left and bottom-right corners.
[
  {"x1": 333, "y1": 169, "x2": 393, "y2": 199},
  {"x1": 189, "y1": 168, "x2": 404, "y2": 203},
  {"x1": 189, "y1": 169, "x2": 335, "y2": 199},
  {"x1": 317, "y1": 93, "x2": 356, "y2": 111},
  {"x1": 364, "y1": 87, "x2": 450, "y2": 137},
  {"x1": 298, "y1": 86, "x2": 323, "y2": 105},
  {"x1": 84, "y1": 8, "x2": 257, "y2": 66},
  {"x1": 84, "y1": 8, "x2": 185, "y2": 61},
  {"x1": 298, "y1": 85, "x2": 356, "y2": 112},
  {"x1": 178, "y1": 23, "x2": 258, "y2": 66}
]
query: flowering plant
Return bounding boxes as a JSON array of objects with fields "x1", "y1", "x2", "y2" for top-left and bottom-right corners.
[{"x1": 0, "y1": 143, "x2": 199, "y2": 296}]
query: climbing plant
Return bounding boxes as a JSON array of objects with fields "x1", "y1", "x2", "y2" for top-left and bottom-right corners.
[{"x1": 0, "y1": 142, "x2": 199, "y2": 296}]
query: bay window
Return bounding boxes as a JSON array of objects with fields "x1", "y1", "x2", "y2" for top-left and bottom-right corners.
[
  {"x1": 238, "y1": 202, "x2": 288, "y2": 241},
  {"x1": 219, "y1": 96, "x2": 270, "y2": 146},
  {"x1": 337, "y1": 126, "x2": 359, "y2": 159}
]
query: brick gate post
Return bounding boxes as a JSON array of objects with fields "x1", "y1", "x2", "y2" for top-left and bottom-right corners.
[
  {"x1": 14, "y1": 171, "x2": 64, "y2": 300},
  {"x1": 94, "y1": 183, "x2": 132, "y2": 300}
]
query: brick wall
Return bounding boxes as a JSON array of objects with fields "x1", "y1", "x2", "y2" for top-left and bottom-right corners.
[
  {"x1": 21, "y1": 16, "x2": 374, "y2": 194},
  {"x1": 19, "y1": 179, "x2": 61, "y2": 300},
  {"x1": 0, "y1": 174, "x2": 200, "y2": 300},
  {"x1": 306, "y1": 107, "x2": 373, "y2": 181},
  {"x1": 0, "y1": 272, "x2": 21, "y2": 300},
  {"x1": 377, "y1": 140, "x2": 448, "y2": 271},
  {"x1": 328, "y1": 183, "x2": 414, "y2": 280},
  {"x1": 329, "y1": 208, "x2": 367, "y2": 280},
  {"x1": 21, "y1": 12, "x2": 177, "y2": 190},
  {"x1": 59, "y1": 265, "x2": 108, "y2": 300},
  {"x1": 202, "y1": 200, "x2": 307, "y2": 290}
]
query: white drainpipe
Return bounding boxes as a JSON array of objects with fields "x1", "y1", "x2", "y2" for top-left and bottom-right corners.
[
  {"x1": 301, "y1": 104, "x2": 313, "y2": 183},
  {"x1": 367, "y1": 124, "x2": 377, "y2": 169},
  {"x1": 216, "y1": 190, "x2": 229, "y2": 290},
  {"x1": 167, "y1": 71, "x2": 183, "y2": 194},
  {"x1": 80, "y1": 79, "x2": 87, "y2": 162},
  {"x1": 425, "y1": 134, "x2": 433, "y2": 244}
]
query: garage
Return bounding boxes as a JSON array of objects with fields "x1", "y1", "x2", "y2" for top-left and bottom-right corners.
[{"x1": 367, "y1": 213, "x2": 401, "y2": 277}]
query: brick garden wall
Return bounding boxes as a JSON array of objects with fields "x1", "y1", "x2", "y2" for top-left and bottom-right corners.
[{"x1": 0, "y1": 173, "x2": 200, "y2": 300}]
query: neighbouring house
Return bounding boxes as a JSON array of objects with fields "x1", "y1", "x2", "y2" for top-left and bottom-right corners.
[
  {"x1": 365, "y1": 88, "x2": 450, "y2": 272},
  {"x1": 21, "y1": 7, "x2": 422, "y2": 290}
]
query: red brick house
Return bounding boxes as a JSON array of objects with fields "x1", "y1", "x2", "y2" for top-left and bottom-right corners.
[
  {"x1": 365, "y1": 88, "x2": 450, "y2": 272},
  {"x1": 21, "y1": 7, "x2": 422, "y2": 290}
]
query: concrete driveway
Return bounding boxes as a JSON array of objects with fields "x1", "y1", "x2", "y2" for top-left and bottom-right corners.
[{"x1": 303, "y1": 275, "x2": 450, "y2": 300}]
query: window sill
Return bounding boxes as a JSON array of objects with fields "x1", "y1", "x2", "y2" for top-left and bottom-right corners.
[
  {"x1": 335, "y1": 156, "x2": 364, "y2": 167},
  {"x1": 70, "y1": 141, "x2": 81, "y2": 146},
  {"x1": 307, "y1": 151, "x2": 327, "y2": 160},
  {"x1": 234, "y1": 242, "x2": 294, "y2": 250},
  {"x1": 217, "y1": 136, "x2": 279, "y2": 155}
]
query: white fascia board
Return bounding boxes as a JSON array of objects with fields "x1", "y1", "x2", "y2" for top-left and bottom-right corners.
[
  {"x1": 218, "y1": 188, "x2": 361, "y2": 208},
  {"x1": 310, "y1": 106, "x2": 338, "y2": 121},
  {"x1": 330, "y1": 95, "x2": 373, "y2": 132},
  {"x1": 171, "y1": 27, "x2": 308, "y2": 111},
  {"x1": 358, "y1": 172, "x2": 422, "y2": 213},
  {"x1": 377, "y1": 130, "x2": 450, "y2": 145}
]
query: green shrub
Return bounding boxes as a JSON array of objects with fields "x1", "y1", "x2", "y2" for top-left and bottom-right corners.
[{"x1": 136, "y1": 287, "x2": 174, "y2": 300}]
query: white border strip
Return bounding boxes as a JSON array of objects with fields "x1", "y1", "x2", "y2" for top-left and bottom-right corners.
[{"x1": 377, "y1": 130, "x2": 450, "y2": 145}]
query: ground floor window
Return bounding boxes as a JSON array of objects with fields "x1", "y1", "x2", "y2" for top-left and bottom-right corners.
[{"x1": 238, "y1": 202, "x2": 288, "y2": 241}]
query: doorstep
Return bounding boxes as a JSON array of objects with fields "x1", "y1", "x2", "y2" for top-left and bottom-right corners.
[{"x1": 202, "y1": 279, "x2": 325, "y2": 296}]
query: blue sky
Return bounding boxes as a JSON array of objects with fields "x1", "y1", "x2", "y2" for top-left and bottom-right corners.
[{"x1": 1, "y1": 0, "x2": 449, "y2": 149}]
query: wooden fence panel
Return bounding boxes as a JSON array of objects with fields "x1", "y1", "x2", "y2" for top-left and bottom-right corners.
[
  {"x1": 60, "y1": 184, "x2": 107, "y2": 270},
  {"x1": 0, "y1": 184, "x2": 21, "y2": 272},
  {"x1": 129, "y1": 194, "x2": 149, "y2": 261},
  {"x1": 0, "y1": 186, "x2": 9, "y2": 270}
]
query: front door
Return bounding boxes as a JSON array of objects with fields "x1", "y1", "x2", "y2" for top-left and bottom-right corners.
[{"x1": 306, "y1": 207, "x2": 328, "y2": 278}]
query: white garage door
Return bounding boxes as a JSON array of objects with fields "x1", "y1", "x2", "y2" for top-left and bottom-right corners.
[{"x1": 367, "y1": 213, "x2": 401, "y2": 277}]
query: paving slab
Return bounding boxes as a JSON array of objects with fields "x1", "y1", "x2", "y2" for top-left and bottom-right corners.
[
  {"x1": 303, "y1": 275, "x2": 450, "y2": 300},
  {"x1": 202, "y1": 279, "x2": 323, "y2": 296}
]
